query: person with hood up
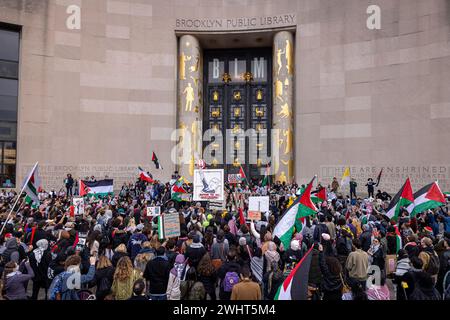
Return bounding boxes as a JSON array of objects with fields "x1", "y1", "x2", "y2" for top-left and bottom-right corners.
[
  {"x1": 263, "y1": 241, "x2": 280, "y2": 273},
  {"x1": 283, "y1": 239, "x2": 303, "y2": 266},
  {"x1": 1, "y1": 259, "x2": 35, "y2": 300},
  {"x1": 166, "y1": 254, "x2": 189, "y2": 300},
  {"x1": 359, "y1": 224, "x2": 372, "y2": 252},
  {"x1": 29, "y1": 239, "x2": 52, "y2": 300},
  {"x1": 184, "y1": 234, "x2": 206, "y2": 269}
]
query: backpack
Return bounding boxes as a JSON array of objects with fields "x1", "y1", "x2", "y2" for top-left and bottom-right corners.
[
  {"x1": 223, "y1": 271, "x2": 239, "y2": 292},
  {"x1": 424, "y1": 252, "x2": 440, "y2": 275}
]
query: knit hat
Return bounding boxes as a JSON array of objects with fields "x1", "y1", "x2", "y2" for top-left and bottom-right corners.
[
  {"x1": 136, "y1": 224, "x2": 144, "y2": 231},
  {"x1": 202, "y1": 220, "x2": 209, "y2": 228},
  {"x1": 424, "y1": 226, "x2": 433, "y2": 233},
  {"x1": 239, "y1": 237, "x2": 247, "y2": 246},
  {"x1": 290, "y1": 239, "x2": 300, "y2": 251},
  {"x1": 193, "y1": 234, "x2": 201, "y2": 243},
  {"x1": 175, "y1": 254, "x2": 185, "y2": 264},
  {"x1": 207, "y1": 214, "x2": 213, "y2": 221},
  {"x1": 322, "y1": 233, "x2": 331, "y2": 241}
]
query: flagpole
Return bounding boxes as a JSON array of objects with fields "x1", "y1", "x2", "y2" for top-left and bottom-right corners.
[{"x1": 0, "y1": 162, "x2": 38, "y2": 235}]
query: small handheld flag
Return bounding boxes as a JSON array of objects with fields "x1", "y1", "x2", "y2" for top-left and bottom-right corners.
[{"x1": 152, "y1": 151, "x2": 163, "y2": 170}]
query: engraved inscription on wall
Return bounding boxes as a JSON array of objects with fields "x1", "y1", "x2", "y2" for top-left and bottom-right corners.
[{"x1": 320, "y1": 165, "x2": 450, "y2": 194}]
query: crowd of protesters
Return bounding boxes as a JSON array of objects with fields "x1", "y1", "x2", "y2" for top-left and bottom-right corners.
[{"x1": 0, "y1": 172, "x2": 449, "y2": 301}]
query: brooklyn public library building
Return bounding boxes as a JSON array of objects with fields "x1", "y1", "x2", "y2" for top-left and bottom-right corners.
[{"x1": 0, "y1": 0, "x2": 450, "y2": 194}]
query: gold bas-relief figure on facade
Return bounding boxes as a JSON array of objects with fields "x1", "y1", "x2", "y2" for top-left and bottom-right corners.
[
  {"x1": 275, "y1": 79, "x2": 283, "y2": 101},
  {"x1": 211, "y1": 109, "x2": 220, "y2": 118},
  {"x1": 278, "y1": 103, "x2": 292, "y2": 119},
  {"x1": 232, "y1": 124, "x2": 240, "y2": 134},
  {"x1": 255, "y1": 108, "x2": 264, "y2": 117},
  {"x1": 284, "y1": 78, "x2": 289, "y2": 86},
  {"x1": 189, "y1": 155, "x2": 195, "y2": 176},
  {"x1": 285, "y1": 39, "x2": 293, "y2": 75},
  {"x1": 276, "y1": 48, "x2": 285, "y2": 75},
  {"x1": 190, "y1": 76, "x2": 199, "y2": 87},
  {"x1": 179, "y1": 52, "x2": 191, "y2": 80},
  {"x1": 191, "y1": 120, "x2": 199, "y2": 153},
  {"x1": 233, "y1": 91, "x2": 241, "y2": 101},
  {"x1": 183, "y1": 83, "x2": 195, "y2": 111},
  {"x1": 278, "y1": 171, "x2": 287, "y2": 183},
  {"x1": 189, "y1": 55, "x2": 200, "y2": 72},
  {"x1": 234, "y1": 107, "x2": 241, "y2": 117},
  {"x1": 283, "y1": 128, "x2": 293, "y2": 155}
]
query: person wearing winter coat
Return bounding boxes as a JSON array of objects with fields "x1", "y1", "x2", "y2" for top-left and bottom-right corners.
[
  {"x1": 318, "y1": 245, "x2": 343, "y2": 300},
  {"x1": 133, "y1": 242, "x2": 155, "y2": 275},
  {"x1": 29, "y1": 239, "x2": 52, "y2": 300},
  {"x1": 392, "y1": 249, "x2": 411, "y2": 300},
  {"x1": 143, "y1": 246, "x2": 171, "y2": 300},
  {"x1": 166, "y1": 254, "x2": 189, "y2": 300},
  {"x1": 231, "y1": 266, "x2": 261, "y2": 300},
  {"x1": 1, "y1": 259, "x2": 35, "y2": 300},
  {"x1": 111, "y1": 244, "x2": 128, "y2": 267},
  {"x1": 368, "y1": 237, "x2": 385, "y2": 276},
  {"x1": 92, "y1": 255, "x2": 115, "y2": 300},
  {"x1": 180, "y1": 267, "x2": 206, "y2": 300},
  {"x1": 184, "y1": 234, "x2": 207, "y2": 269},
  {"x1": 217, "y1": 248, "x2": 241, "y2": 300},
  {"x1": 359, "y1": 224, "x2": 372, "y2": 252},
  {"x1": 197, "y1": 253, "x2": 218, "y2": 300},
  {"x1": 111, "y1": 256, "x2": 142, "y2": 300},
  {"x1": 283, "y1": 239, "x2": 303, "y2": 266},
  {"x1": 127, "y1": 224, "x2": 148, "y2": 261}
]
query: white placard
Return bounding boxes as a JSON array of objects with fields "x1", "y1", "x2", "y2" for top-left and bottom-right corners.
[
  {"x1": 249, "y1": 196, "x2": 270, "y2": 213},
  {"x1": 147, "y1": 206, "x2": 161, "y2": 216},
  {"x1": 72, "y1": 197, "x2": 85, "y2": 215},
  {"x1": 193, "y1": 169, "x2": 224, "y2": 201}
]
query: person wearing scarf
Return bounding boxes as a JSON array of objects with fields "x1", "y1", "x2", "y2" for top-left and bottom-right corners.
[
  {"x1": 263, "y1": 241, "x2": 280, "y2": 273},
  {"x1": 166, "y1": 254, "x2": 189, "y2": 300},
  {"x1": 29, "y1": 239, "x2": 51, "y2": 300},
  {"x1": 2, "y1": 259, "x2": 35, "y2": 300}
]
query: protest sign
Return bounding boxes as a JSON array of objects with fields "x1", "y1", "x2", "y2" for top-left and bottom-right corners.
[
  {"x1": 193, "y1": 169, "x2": 224, "y2": 201},
  {"x1": 72, "y1": 197, "x2": 85, "y2": 215},
  {"x1": 159, "y1": 213, "x2": 181, "y2": 238},
  {"x1": 248, "y1": 210, "x2": 261, "y2": 220},
  {"x1": 147, "y1": 206, "x2": 161, "y2": 216}
]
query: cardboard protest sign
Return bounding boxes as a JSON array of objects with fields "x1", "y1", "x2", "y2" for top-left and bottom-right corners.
[
  {"x1": 158, "y1": 213, "x2": 181, "y2": 239},
  {"x1": 248, "y1": 210, "x2": 261, "y2": 220},
  {"x1": 147, "y1": 206, "x2": 161, "y2": 216}
]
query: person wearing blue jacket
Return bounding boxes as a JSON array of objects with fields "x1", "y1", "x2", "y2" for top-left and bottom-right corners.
[{"x1": 127, "y1": 224, "x2": 148, "y2": 261}]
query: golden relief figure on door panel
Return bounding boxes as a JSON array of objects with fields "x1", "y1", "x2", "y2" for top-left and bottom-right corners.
[
  {"x1": 256, "y1": 89, "x2": 263, "y2": 101},
  {"x1": 278, "y1": 171, "x2": 287, "y2": 183},
  {"x1": 211, "y1": 109, "x2": 220, "y2": 118},
  {"x1": 233, "y1": 91, "x2": 241, "y2": 101},
  {"x1": 283, "y1": 128, "x2": 293, "y2": 155},
  {"x1": 190, "y1": 76, "x2": 199, "y2": 87},
  {"x1": 212, "y1": 90, "x2": 219, "y2": 102},
  {"x1": 234, "y1": 107, "x2": 241, "y2": 117},
  {"x1": 179, "y1": 52, "x2": 191, "y2": 80},
  {"x1": 285, "y1": 39, "x2": 293, "y2": 75},
  {"x1": 183, "y1": 83, "x2": 194, "y2": 111}
]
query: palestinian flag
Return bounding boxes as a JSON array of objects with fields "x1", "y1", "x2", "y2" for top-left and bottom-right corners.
[
  {"x1": 394, "y1": 225, "x2": 402, "y2": 253},
  {"x1": 79, "y1": 179, "x2": 113, "y2": 197},
  {"x1": 239, "y1": 165, "x2": 247, "y2": 183},
  {"x1": 152, "y1": 151, "x2": 163, "y2": 170},
  {"x1": 138, "y1": 166, "x2": 154, "y2": 183},
  {"x1": 312, "y1": 187, "x2": 327, "y2": 204},
  {"x1": 375, "y1": 168, "x2": 383, "y2": 187},
  {"x1": 238, "y1": 207, "x2": 246, "y2": 225},
  {"x1": 407, "y1": 181, "x2": 446, "y2": 217},
  {"x1": 261, "y1": 164, "x2": 270, "y2": 187},
  {"x1": 273, "y1": 196, "x2": 302, "y2": 250},
  {"x1": 384, "y1": 178, "x2": 414, "y2": 222},
  {"x1": 171, "y1": 193, "x2": 183, "y2": 202},
  {"x1": 297, "y1": 176, "x2": 318, "y2": 218},
  {"x1": 23, "y1": 162, "x2": 40, "y2": 204},
  {"x1": 273, "y1": 176, "x2": 317, "y2": 250},
  {"x1": 274, "y1": 246, "x2": 314, "y2": 300}
]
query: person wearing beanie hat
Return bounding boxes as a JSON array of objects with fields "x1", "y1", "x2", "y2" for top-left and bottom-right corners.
[
  {"x1": 184, "y1": 233, "x2": 206, "y2": 269},
  {"x1": 166, "y1": 254, "x2": 189, "y2": 300}
]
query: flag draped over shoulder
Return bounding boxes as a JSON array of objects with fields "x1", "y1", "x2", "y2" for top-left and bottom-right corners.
[
  {"x1": 394, "y1": 225, "x2": 402, "y2": 253},
  {"x1": 23, "y1": 162, "x2": 40, "y2": 204},
  {"x1": 274, "y1": 246, "x2": 314, "y2": 300},
  {"x1": 261, "y1": 165, "x2": 270, "y2": 187},
  {"x1": 384, "y1": 178, "x2": 414, "y2": 222},
  {"x1": 408, "y1": 181, "x2": 446, "y2": 217},
  {"x1": 340, "y1": 167, "x2": 350, "y2": 187}
]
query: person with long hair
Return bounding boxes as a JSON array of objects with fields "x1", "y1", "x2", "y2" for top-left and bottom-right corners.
[
  {"x1": 111, "y1": 256, "x2": 142, "y2": 300},
  {"x1": 29, "y1": 239, "x2": 52, "y2": 300},
  {"x1": 134, "y1": 241, "x2": 155, "y2": 274},
  {"x1": 93, "y1": 255, "x2": 115, "y2": 300},
  {"x1": 180, "y1": 267, "x2": 206, "y2": 300},
  {"x1": 86, "y1": 230, "x2": 101, "y2": 259},
  {"x1": 197, "y1": 253, "x2": 217, "y2": 300},
  {"x1": 318, "y1": 244, "x2": 343, "y2": 300}
]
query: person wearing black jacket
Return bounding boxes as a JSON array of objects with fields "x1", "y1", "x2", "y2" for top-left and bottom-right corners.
[
  {"x1": 26, "y1": 221, "x2": 48, "y2": 249},
  {"x1": 313, "y1": 215, "x2": 330, "y2": 244},
  {"x1": 359, "y1": 224, "x2": 372, "y2": 252},
  {"x1": 143, "y1": 246, "x2": 171, "y2": 300},
  {"x1": 184, "y1": 234, "x2": 207, "y2": 269},
  {"x1": 29, "y1": 239, "x2": 52, "y2": 300},
  {"x1": 217, "y1": 249, "x2": 241, "y2": 300},
  {"x1": 92, "y1": 255, "x2": 115, "y2": 300},
  {"x1": 318, "y1": 246, "x2": 343, "y2": 300}
]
